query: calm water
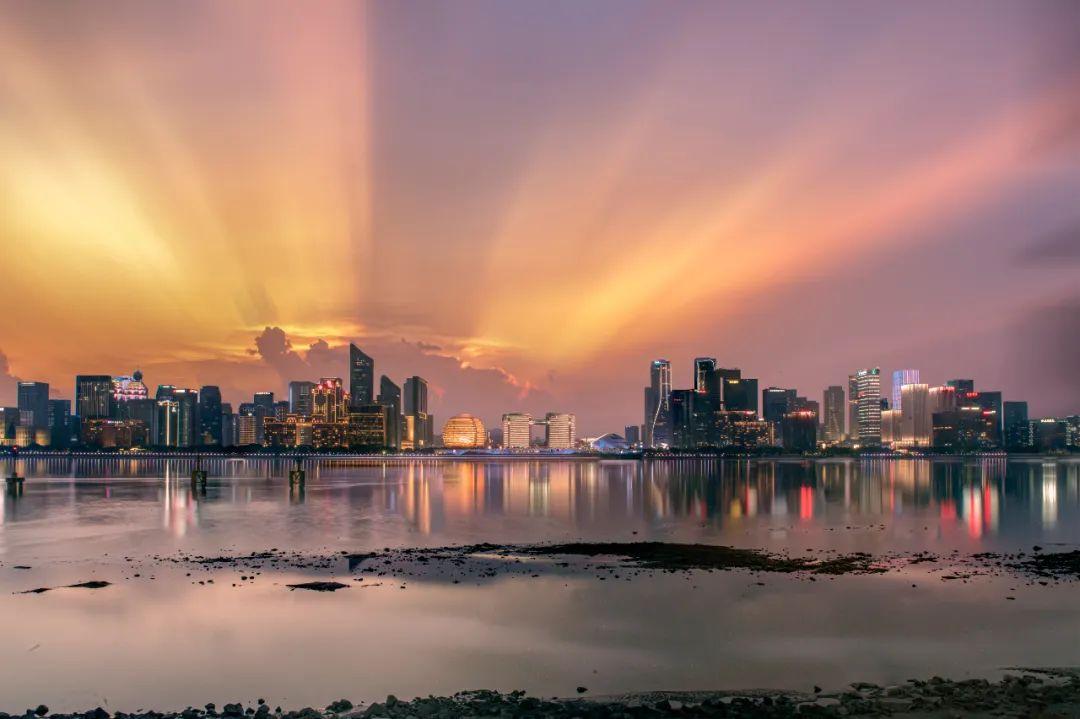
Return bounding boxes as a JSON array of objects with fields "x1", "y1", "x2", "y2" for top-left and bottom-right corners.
[{"x1": 1, "y1": 456, "x2": 1078, "y2": 711}]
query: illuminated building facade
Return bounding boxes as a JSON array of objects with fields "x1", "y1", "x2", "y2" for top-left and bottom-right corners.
[
  {"x1": 891, "y1": 369, "x2": 920, "y2": 411},
  {"x1": 75, "y1": 375, "x2": 113, "y2": 420},
  {"x1": 112, "y1": 371, "x2": 149, "y2": 404},
  {"x1": 932, "y1": 406, "x2": 997, "y2": 451},
  {"x1": 288, "y1": 381, "x2": 316, "y2": 416},
  {"x1": 502, "y1": 412, "x2": 532, "y2": 449},
  {"x1": 312, "y1": 378, "x2": 348, "y2": 423},
  {"x1": 80, "y1": 419, "x2": 148, "y2": 449},
  {"x1": 899, "y1": 383, "x2": 931, "y2": 447},
  {"x1": 929, "y1": 385, "x2": 957, "y2": 415},
  {"x1": 880, "y1": 409, "x2": 902, "y2": 448},
  {"x1": 854, "y1": 368, "x2": 882, "y2": 444},
  {"x1": 404, "y1": 376, "x2": 433, "y2": 448},
  {"x1": 644, "y1": 359, "x2": 671, "y2": 447},
  {"x1": 545, "y1": 413, "x2": 576, "y2": 449},
  {"x1": 17, "y1": 381, "x2": 49, "y2": 430},
  {"x1": 442, "y1": 414, "x2": 486, "y2": 448},
  {"x1": 377, "y1": 375, "x2": 402, "y2": 450},
  {"x1": 348, "y1": 404, "x2": 390, "y2": 448}
]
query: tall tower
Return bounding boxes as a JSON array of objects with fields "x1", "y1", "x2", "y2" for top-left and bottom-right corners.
[
  {"x1": 349, "y1": 344, "x2": 374, "y2": 408},
  {"x1": 822, "y1": 385, "x2": 845, "y2": 442},
  {"x1": 377, "y1": 375, "x2": 402, "y2": 450},
  {"x1": 644, "y1": 359, "x2": 672, "y2": 447},
  {"x1": 75, "y1": 375, "x2": 113, "y2": 420},
  {"x1": 854, "y1": 368, "x2": 882, "y2": 444},
  {"x1": 891, "y1": 369, "x2": 920, "y2": 412},
  {"x1": 404, "y1": 376, "x2": 431, "y2": 448},
  {"x1": 17, "y1": 381, "x2": 50, "y2": 430}
]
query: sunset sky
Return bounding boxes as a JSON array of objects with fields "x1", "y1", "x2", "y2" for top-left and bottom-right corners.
[{"x1": 1, "y1": 0, "x2": 1078, "y2": 434}]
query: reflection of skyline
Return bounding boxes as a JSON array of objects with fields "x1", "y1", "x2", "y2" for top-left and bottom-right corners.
[{"x1": 1, "y1": 458, "x2": 1078, "y2": 543}]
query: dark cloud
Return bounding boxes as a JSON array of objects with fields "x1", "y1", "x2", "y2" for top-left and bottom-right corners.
[
  {"x1": 0, "y1": 349, "x2": 18, "y2": 405},
  {"x1": 1017, "y1": 223, "x2": 1080, "y2": 265}
]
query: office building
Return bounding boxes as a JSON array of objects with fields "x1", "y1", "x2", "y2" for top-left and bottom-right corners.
[
  {"x1": 75, "y1": 375, "x2": 113, "y2": 419},
  {"x1": 157, "y1": 397, "x2": 181, "y2": 447},
  {"x1": 349, "y1": 344, "x2": 374, "y2": 408},
  {"x1": 723, "y1": 377, "x2": 758, "y2": 413},
  {"x1": 822, "y1": 385, "x2": 845, "y2": 443},
  {"x1": 172, "y1": 389, "x2": 199, "y2": 447},
  {"x1": 81, "y1": 419, "x2": 148, "y2": 449},
  {"x1": 847, "y1": 374, "x2": 859, "y2": 440},
  {"x1": 929, "y1": 385, "x2": 957, "y2": 415},
  {"x1": 377, "y1": 375, "x2": 402, "y2": 450},
  {"x1": 932, "y1": 407, "x2": 997, "y2": 451},
  {"x1": 670, "y1": 389, "x2": 697, "y2": 448},
  {"x1": 502, "y1": 412, "x2": 532, "y2": 449},
  {"x1": 236, "y1": 410, "x2": 259, "y2": 446},
  {"x1": 780, "y1": 410, "x2": 817, "y2": 452},
  {"x1": 1004, "y1": 401, "x2": 1030, "y2": 449},
  {"x1": 880, "y1": 409, "x2": 902, "y2": 448},
  {"x1": 762, "y1": 387, "x2": 795, "y2": 429},
  {"x1": 17, "y1": 381, "x2": 50, "y2": 430},
  {"x1": 1031, "y1": 418, "x2": 1067, "y2": 452},
  {"x1": 348, "y1": 404, "x2": 391, "y2": 448},
  {"x1": 947, "y1": 379, "x2": 975, "y2": 393},
  {"x1": 624, "y1": 425, "x2": 641, "y2": 446},
  {"x1": 112, "y1": 371, "x2": 148, "y2": 404},
  {"x1": 288, "y1": 381, "x2": 316, "y2": 416},
  {"x1": 644, "y1": 359, "x2": 672, "y2": 447},
  {"x1": 545, "y1": 412, "x2": 577, "y2": 449},
  {"x1": 47, "y1": 399, "x2": 71, "y2": 448},
  {"x1": 198, "y1": 386, "x2": 223, "y2": 445},
  {"x1": 404, "y1": 376, "x2": 433, "y2": 449},
  {"x1": 442, "y1": 414, "x2": 486, "y2": 449},
  {"x1": 122, "y1": 398, "x2": 157, "y2": 443},
  {"x1": 891, "y1": 369, "x2": 920, "y2": 412},
  {"x1": 899, "y1": 383, "x2": 931, "y2": 447},
  {"x1": 312, "y1": 378, "x2": 348, "y2": 423},
  {"x1": 854, "y1": 368, "x2": 882, "y2": 444},
  {"x1": 221, "y1": 403, "x2": 236, "y2": 447}
]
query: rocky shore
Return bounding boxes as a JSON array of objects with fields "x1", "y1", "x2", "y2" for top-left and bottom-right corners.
[{"x1": 6, "y1": 672, "x2": 1080, "y2": 719}]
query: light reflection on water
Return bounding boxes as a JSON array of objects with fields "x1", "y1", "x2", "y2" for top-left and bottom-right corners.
[{"x1": 0, "y1": 457, "x2": 1078, "y2": 711}]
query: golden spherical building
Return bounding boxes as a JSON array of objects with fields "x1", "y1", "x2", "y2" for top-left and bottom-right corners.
[{"x1": 441, "y1": 413, "x2": 487, "y2": 448}]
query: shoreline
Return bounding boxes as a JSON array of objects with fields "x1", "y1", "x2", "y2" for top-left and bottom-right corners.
[{"x1": 8, "y1": 671, "x2": 1080, "y2": 718}]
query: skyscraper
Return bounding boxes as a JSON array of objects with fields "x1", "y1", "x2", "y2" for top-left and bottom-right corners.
[
  {"x1": 1004, "y1": 401, "x2": 1030, "y2": 449},
  {"x1": 722, "y1": 377, "x2": 757, "y2": 413},
  {"x1": 947, "y1": 379, "x2": 975, "y2": 393},
  {"x1": 891, "y1": 369, "x2": 920, "y2": 412},
  {"x1": 644, "y1": 359, "x2": 672, "y2": 447},
  {"x1": 502, "y1": 413, "x2": 532, "y2": 449},
  {"x1": 198, "y1": 386, "x2": 223, "y2": 445},
  {"x1": 17, "y1": 381, "x2": 49, "y2": 430},
  {"x1": 544, "y1": 412, "x2": 576, "y2": 449},
  {"x1": 112, "y1": 371, "x2": 149, "y2": 403},
  {"x1": 75, "y1": 375, "x2": 113, "y2": 419},
  {"x1": 762, "y1": 387, "x2": 794, "y2": 428},
  {"x1": 404, "y1": 376, "x2": 432, "y2": 448},
  {"x1": 312, "y1": 378, "x2": 348, "y2": 423},
  {"x1": 624, "y1": 425, "x2": 641, "y2": 446},
  {"x1": 377, "y1": 375, "x2": 402, "y2": 450},
  {"x1": 349, "y1": 344, "x2": 374, "y2": 408},
  {"x1": 822, "y1": 385, "x2": 845, "y2": 442},
  {"x1": 288, "y1": 381, "x2": 316, "y2": 416},
  {"x1": 854, "y1": 368, "x2": 882, "y2": 444},
  {"x1": 847, "y1": 374, "x2": 859, "y2": 440},
  {"x1": 899, "y1": 383, "x2": 931, "y2": 447},
  {"x1": 670, "y1": 389, "x2": 696, "y2": 449},
  {"x1": 173, "y1": 389, "x2": 199, "y2": 447}
]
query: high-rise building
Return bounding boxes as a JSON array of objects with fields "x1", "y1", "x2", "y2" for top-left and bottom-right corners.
[
  {"x1": 221, "y1": 403, "x2": 236, "y2": 448},
  {"x1": 957, "y1": 391, "x2": 1002, "y2": 447},
  {"x1": 891, "y1": 369, "x2": 920, "y2": 412},
  {"x1": 624, "y1": 425, "x2": 641, "y2": 446},
  {"x1": 762, "y1": 387, "x2": 794, "y2": 429},
  {"x1": 198, "y1": 386, "x2": 222, "y2": 445},
  {"x1": 929, "y1": 386, "x2": 957, "y2": 415},
  {"x1": 349, "y1": 344, "x2": 374, "y2": 408},
  {"x1": 312, "y1": 378, "x2": 348, "y2": 423},
  {"x1": 157, "y1": 397, "x2": 181, "y2": 446},
  {"x1": 348, "y1": 404, "x2": 391, "y2": 448},
  {"x1": 502, "y1": 413, "x2": 532, "y2": 449},
  {"x1": 694, "y1": 357, "x2": 716, "y2": 394},
  {"x1": 112, "y1": 371, "x2": 149, "y2": 404},
  {"x1": 404, "y1": 376, "x2": 432, "y2": 449},
  {"x1": 173, "y1": 389, "x2": 199, "y2": 447},
  {"x1": 545, "y1": 412, "x2": 576, "y2": 449},
  {"x1": 932, "y1": 406, "x2": 997, "y2": 451},
  {"x1": 722, "y1": 377, "x2": 758, "y2": 413},
  {"x1": 75, "y1": 375, "x2": 113, "y2": 420},
  {"x1": 288, "y1": 381, "x2": 316, "y2": 416},
  {"x1": 854, "y1": 368, "x2": 882, "y2": 444},
  {"x1": 670, "y1": 389, "x2": 697, "y2": 449},
  {"x1": 47, "y1": 399, "x2": 71, "y2": 448},
  {"x1": 644, "y1": 359, "x2": 672, "y2": 447},
  {"x1": 1004, "y1": 401, "x2": 1030, "y2": 449},
  {"x1": 822, "y1": 385, "x2": 845, "y2": 442},
  {"x1": 780, "y1": 411, "x2": 817, "y2": 452},
  {"x1": 377, "y1": 375, "x2": 402, "y2": 450},
  {"x1": 899, "y1": 383, "x2": 931, "y2": 447},
  {"x1": 880, "y1": 409, "x2": 902, "y2": 448},
  {"x1": 236, "y1": 411, "x2": 258, "y2": 446},
  {"x1": 17, "y1": 381, "x2": 50, "y2": 430},
  {"x1": 847, "y1": 374, "x2": 859, "y2": 440},
  {"x1": 123, "y1": 398, "x2": 157, "y2": 443},
  {"x1": 1031, "y1": 418, "x2": 1067, "y2": 452}
]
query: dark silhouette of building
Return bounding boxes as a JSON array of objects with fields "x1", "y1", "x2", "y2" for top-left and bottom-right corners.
[
  {"x1": 17, "y1": 381, "x2": 50, "y2": 430},
  {"x1": 1031, "y1": 418, "x2": 1067, "y2": 452},
  {"x1": 404, "y1": 376, "x2": 432, "y2": 448},
  {"x1": 644, "y1": 359, "x2": 672, "y2": 447},
  {"x1": 288, "y1": 381, "x2": 315, "y2": 416},
  {"x1": 670, "y1": 389, "x2": 697, "y2": 449},
  {"x1": 932, "y1": 407, "x2": 997, "y2": 451},
  {"x1": 349, "y1": 344, "x2": 375, "y2": 408},
  {"x1": 946, "y1": 379, "x2": 975, "y2": 393},
  {"x1": 624, "y1": 425, "x2": 641, "y2": 446},
  {"x1": 762, "y1": 387, "x2": 795, "y2": 430},
  {"x1": 349, "y1": 404, "x2": 390, "y2": 449},
  {"x1": 47, "y1": 399, "x2": 71, "y2": 448},
  {"x1": 823, "y1": 385, "x2": 845, "y2": 442},
  {"x1": 722, "y1": 377, "x2": 757, "y2": 413},
  {"x1": 781, "y1": 411, "x2": 817, "y2": 452},
  {"x1": 377, "y1": 375, "x2": 402, "y2": 450},
  {"x1": 198, "y1": 386, "x2": 223, "y2": 445},
  {"x1": 1003, "y1": 401, "x2": 1030, "y2": 449},
  {"x1": 75, "y1": 375, "x2": 113, "y2": 420}
]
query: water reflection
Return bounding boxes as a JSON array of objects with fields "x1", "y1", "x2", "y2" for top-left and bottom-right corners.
[{"x1": 1, "y1": 458, "x2": 1078, "y2": 551}]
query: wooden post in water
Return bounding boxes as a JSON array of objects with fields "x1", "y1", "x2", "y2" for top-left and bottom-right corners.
[
  {"x1": 191, "y1": 455, "x2": 208, "y2": 489},
  {"x1": 289, "y1": 457, "x2": 305, "y2": 487},
  {"x1": 5, "y1": 471, "x2": 24, "y2": 496}
]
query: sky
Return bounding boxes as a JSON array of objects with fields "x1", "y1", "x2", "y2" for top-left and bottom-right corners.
[{"x1": 1, "y1": 0, "x2": 1078, "y2": 434}]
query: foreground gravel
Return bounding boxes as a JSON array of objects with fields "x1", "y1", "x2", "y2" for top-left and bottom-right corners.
[{"x1": 6, "y1": 672, "x2": 1080, "y2": 719}]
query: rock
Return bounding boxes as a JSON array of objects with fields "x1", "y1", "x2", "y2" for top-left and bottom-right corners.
[
  {"x1": 222, "y1": 704, "x2": 243, "y2": 717},
  {"x1": 326, "y1": 700, "x2": 352, "y2": 713},
  {"x1": 33, "y1": 707, "x2": 48, "y2": 717},
  {"x1": 576, "y1": 687, "x2": 588, "y2": 694}
]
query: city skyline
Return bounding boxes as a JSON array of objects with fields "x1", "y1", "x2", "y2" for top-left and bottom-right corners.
[{"x1": 1, "y1": 1, "x2": 1078, "y2": 436}]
